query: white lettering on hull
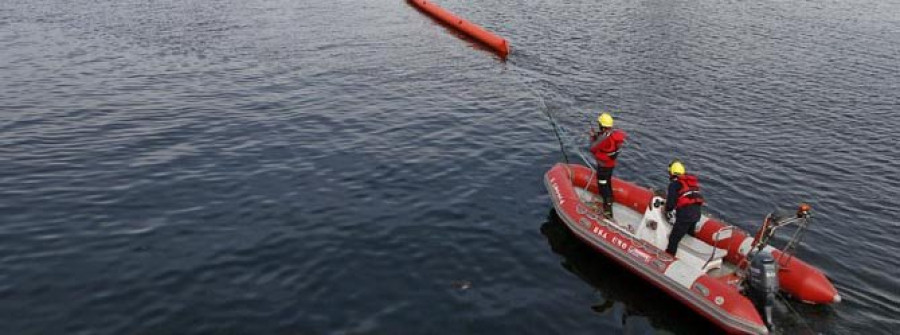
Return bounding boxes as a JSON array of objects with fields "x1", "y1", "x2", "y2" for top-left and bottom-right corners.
[{"x1": 549, "y1": 177, "x2": 565, "y2": 205}]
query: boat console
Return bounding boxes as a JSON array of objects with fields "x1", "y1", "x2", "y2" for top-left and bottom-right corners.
[{"x1": 633, "y1": 196, "x2": 728, "y2": 273}]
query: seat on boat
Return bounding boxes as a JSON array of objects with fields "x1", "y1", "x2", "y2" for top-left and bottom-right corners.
[{"x1": 676, "y1": 235, "x2": 728, "y2": 273}]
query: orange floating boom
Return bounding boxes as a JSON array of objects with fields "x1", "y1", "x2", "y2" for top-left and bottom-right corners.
[{"x1": 408, "y1": 0, "x2": 509, "y2": 58}]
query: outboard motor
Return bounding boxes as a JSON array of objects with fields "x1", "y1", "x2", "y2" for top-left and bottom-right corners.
[{"x1": 747, "y1": 250, "x2": 778, "y2": 329}]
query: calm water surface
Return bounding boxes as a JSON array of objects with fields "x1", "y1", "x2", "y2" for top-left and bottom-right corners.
[{"x1": 1, "y1": 0, "x2": 898, "y2": 334}]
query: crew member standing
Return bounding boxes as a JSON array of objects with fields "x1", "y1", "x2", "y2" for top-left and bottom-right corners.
[
  {"x1": 589, "y1": 112, "x2": 627, "y2": 218},
  {"x1": 664, "y1": 159, "x2": 705, "y2": 255}
]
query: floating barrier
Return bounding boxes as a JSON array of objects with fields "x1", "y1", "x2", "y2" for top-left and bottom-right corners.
[{"x1": 407, "y1": 0, "x2": 509, "y2": 58}]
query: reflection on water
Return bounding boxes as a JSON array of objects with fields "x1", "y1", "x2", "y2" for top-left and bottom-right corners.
[
  {"x1": 540, "y1": 210, "x2": 717, "y2": 334},
  {"x1": 1, "y1": 0, "x2": 897, "y2": 332}
]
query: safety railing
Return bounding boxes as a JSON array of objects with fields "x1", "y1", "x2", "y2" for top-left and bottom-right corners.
[{"x1": 703, "y1": 225, "x2": 736, "y2": 271}]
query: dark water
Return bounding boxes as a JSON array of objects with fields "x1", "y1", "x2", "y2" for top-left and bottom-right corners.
[{"x1": 1, "y1": 0, "x2": 898, "y2": 334}]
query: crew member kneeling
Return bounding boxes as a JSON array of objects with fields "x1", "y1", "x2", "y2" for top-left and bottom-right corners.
[{"x1": 664, "y1": 159, "x2": 704, "y2": 255}]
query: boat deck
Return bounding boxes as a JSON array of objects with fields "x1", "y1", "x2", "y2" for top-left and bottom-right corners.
[{"x1": 574, "y1": 186, "x2": 738, "y2": 279}]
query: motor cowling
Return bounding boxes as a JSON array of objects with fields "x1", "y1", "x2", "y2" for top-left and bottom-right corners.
[{"x1": 748, "y1": 250, "x2": 778, "y2": 329}]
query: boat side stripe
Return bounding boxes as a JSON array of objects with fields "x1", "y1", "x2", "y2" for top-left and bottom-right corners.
[
  {"x1": 738, "y1": 237, "x2": 755, "y2": 256},
  {"x1": 695, "y1": 215, "x2": 710, "y2": 233}
]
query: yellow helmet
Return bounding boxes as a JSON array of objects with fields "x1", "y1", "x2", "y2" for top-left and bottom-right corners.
[
  {"x1": 668, "y1": 159, "x2": 685, "y2": 176},
  {"x1": 598, "y1": 112, "x2": 614, "y2": 128}
]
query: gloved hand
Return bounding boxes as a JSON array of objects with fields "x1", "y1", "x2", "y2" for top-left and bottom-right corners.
[{"x1": 665, "y1": 211, "x2": 675, "y2": 223}]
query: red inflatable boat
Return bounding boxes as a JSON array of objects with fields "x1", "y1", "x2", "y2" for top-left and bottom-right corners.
[{"x1": 544, "y1": 163, "x2": 839, "y2": 334}]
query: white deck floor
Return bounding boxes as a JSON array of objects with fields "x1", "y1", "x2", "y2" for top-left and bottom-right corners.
[{"x1": 574, "y1": 187, "x2": 736, "y2": 277}]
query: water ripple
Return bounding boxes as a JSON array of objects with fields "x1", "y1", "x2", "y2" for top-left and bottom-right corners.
[{"x1": 0, "y1": 0, "x2": 898, "y2": 334}]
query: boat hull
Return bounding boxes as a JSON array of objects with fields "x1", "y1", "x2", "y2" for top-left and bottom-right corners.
[
  {"x1": 583, "y1": 164, "x2": 840, "y2": 305},
  {"x1": 545, "y1": 163, "x2": 768, "y2": 334}
]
